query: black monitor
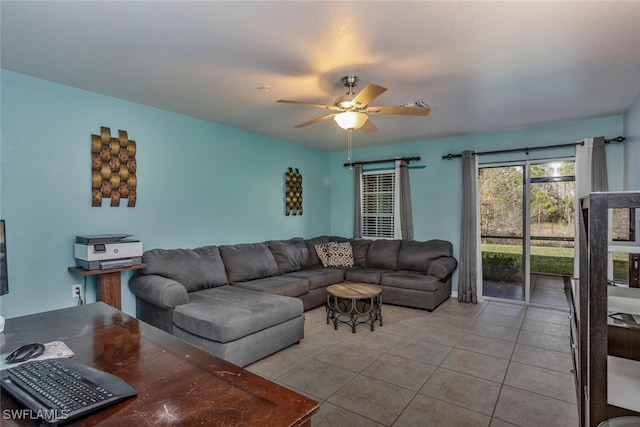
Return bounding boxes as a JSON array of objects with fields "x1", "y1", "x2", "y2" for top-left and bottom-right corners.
[{"x1": 1, "y1": 220, "x2": 7, "y2": 296}]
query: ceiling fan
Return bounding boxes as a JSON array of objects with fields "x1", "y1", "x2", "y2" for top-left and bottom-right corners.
[{"x1": 277, "y1": 76, "x2": 431, "y2": 133}]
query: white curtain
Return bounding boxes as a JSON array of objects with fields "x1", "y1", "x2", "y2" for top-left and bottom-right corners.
[{"x1": 458, "y1": 151, "x2": 482, "y2": 303}]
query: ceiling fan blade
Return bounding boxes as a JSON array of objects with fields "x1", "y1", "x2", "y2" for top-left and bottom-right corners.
[
  {"x1": 352, "y1": 84, "x2": 387, "y2": 108},
  {"x1": 277, "y1": 100, "x2": 341, "y2": 111},
  {"x1": 366, "y1": 105, "x2": 431, "y2": 116},
  {"x1": 294, "y1": 114, "x2": 337, "y2": 128},
  {"x1": 360, "y1": 119, "x2": 378, "y2": 134}
]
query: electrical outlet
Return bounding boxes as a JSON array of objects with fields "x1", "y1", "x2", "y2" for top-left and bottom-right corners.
[{"x1": 72, "y1": 284, "x2": 82, "y2": 298}]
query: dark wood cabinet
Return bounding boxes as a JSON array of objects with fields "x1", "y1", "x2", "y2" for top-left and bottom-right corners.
[{"x1": 574, "y1": 192, "x2": 640, "y2": 426}]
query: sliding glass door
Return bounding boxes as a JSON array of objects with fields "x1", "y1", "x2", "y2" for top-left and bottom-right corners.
[
  {"x1": 479, "y1": 164, "x2": 526, "y2": 301},
  {"x1": 528, "y1": 162, "x2": 575, "y2": 307},
  {"x1": 479, "y1": 159, "x2": 574, "y2": 307}
]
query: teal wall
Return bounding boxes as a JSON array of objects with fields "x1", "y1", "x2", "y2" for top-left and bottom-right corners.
[
  {"x1": 0, "y1": 71, "x2": 331, "y2": 318},
  {"x1": 0, "y1": 69, "x2": 633, "y2": 318},
  {"x1": 329, "y1": 116, "x2": 625, "y2": 292},
  {"x1": 624, "y1": 92, "x2": 640, "y2": 190}
]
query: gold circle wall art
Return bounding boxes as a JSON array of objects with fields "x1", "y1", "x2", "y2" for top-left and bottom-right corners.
[
  {"x1": 91, "y1": 126, "x2": 137, "y2": 207},
  {"x1": 285, "y1": 167, "x2": 303, "y2": 216}
]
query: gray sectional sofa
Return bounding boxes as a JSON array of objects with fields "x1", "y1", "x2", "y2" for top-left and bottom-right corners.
[{"x1": 129, "y1": 236, "x2": 457, "y2": 366}]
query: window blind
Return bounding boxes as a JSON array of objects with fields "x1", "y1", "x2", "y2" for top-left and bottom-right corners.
[{"x1": 361, "y1": 171, "x2": 396, "y2": 238}]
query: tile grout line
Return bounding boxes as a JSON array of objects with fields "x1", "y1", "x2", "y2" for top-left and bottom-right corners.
[{"x1": 486, "y1": 302, "x2": 527, "y2": 427}]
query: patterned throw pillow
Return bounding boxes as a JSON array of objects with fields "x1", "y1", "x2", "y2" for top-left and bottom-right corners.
[
  {"x1": 314, "y1": 242, "x2": 333, "y2": 267},
  {"x1": 314, "y1": 241, "x2": 354, "y2": 268}
]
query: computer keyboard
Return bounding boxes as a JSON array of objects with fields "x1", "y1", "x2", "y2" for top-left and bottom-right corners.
[{"x1": 0, "y1": 358, "x2": 137, "y2": 424}]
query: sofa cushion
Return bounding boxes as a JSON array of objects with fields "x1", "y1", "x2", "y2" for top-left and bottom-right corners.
[
  {"x1": 349, "y1": 239, "x2": 371, "y2": 267},
  {"x1": 173, "y1": 286, "x2": 303, "y2": 343},
  {"x1": 233, "y1": 276, "x2": 310, "y2": 298},
  {"x1": 365, "y1": 239, "x2": 401, "y2": 270},
  {"x1": 314, "y1": 241, "x2": 354, "y2": 267},
  {"x1": 398, "y1": 239, "x2": 454, "y2": 272},
  {"x1": 304, "y1": 236, "x2": 330, "y2": 268},
  {"x1": 286, "y1": 268, "x2": 345, "y2": 290},
  {"x1": 142, "y1": 246, "x2": 229, "y2": 292},
  {"x1": 380, "y1": 271, "x2": 440, "y2": 292},
  {"x1": 344, "y1": 267, "x2": 393, "y2": 284},
  {"x1": 219, "y1": 243, "x2": 279, "y2": 283},
  {"x1": 267, "y1": 238, "x2": 309, "y2": 274}
]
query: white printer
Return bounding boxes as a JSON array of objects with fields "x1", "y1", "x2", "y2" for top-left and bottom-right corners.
[{"x1": 74, "y1": 234, "x2": 143, "y2": 270}]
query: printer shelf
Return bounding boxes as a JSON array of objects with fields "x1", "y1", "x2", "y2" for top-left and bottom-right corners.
[
  {"x1": 68, "y1": 264, "x2": 146, "y2": 277},
  {"x1": 68, "y1": 264, "x2": 146, "y2": 310}
]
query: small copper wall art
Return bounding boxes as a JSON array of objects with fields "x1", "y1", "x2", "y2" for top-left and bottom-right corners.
[
  {"x1": 91, "y1": 126, "x2": 137, "y2": 207},
  {"x1": 285, "y1": 168, "x2": 302, "y2": 216}
]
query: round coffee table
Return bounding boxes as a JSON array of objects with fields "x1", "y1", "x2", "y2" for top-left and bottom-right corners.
[{"x1": 326, "y1": 283, "x2": 382, "y2": 333}]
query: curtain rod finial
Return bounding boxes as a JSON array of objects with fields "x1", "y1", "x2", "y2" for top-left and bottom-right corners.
[{"x1": 610, "y1": 136, "x2": 626, "y2": 143}]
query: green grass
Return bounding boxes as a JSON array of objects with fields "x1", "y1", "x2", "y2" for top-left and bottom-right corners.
[{"x1": 482, "y1": 243, "x2": 629, "y2": 280}]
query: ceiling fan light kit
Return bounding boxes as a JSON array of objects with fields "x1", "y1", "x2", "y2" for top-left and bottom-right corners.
[{"x1": 334, "y1": 111, "x2": 368, "y2": 130}]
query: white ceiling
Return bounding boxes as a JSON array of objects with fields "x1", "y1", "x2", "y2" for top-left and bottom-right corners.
[{"x1": 2, "y1": 1, "x2": 640, "y2": 151}]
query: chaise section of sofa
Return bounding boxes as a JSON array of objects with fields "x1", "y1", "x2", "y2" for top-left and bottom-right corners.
[
  {"x1": 129, "y1": 245, "x2": 304, "y2": 367},
  {"x1": 172, "y1": 286, "x2": 303, "y2": 367}
]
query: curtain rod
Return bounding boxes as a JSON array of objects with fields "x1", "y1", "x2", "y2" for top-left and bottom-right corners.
[
  {"x1": 441, "y1": 136, "x2": 626, "y2": 160},
  {"x1": 343, "y1": 156, "x2": 421, "y2": 168}
]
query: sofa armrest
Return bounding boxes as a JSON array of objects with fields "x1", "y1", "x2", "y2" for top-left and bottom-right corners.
[
  {"x1": 129, "y1": 274, "x2": 189, "y2": 309},
  {"x1": 427, "y1": 256, "x2": 458, "y2": 280}
]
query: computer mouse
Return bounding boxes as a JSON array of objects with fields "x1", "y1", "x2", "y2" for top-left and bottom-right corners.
[{"x1": 5, "y1": 343, "x2": 45, "y2": 363}]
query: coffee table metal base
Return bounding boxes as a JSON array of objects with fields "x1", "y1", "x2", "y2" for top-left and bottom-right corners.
[{"x1": 326, "y1": 293, "x2": 382, "y2": 333}]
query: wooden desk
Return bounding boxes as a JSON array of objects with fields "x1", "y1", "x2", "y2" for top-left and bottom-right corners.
[
  {"x1": 0, "y1": 303, "x2": 319, "y2": 426},
  {"x1": 68, "y1": 264, "x2": 146, "y2": 310}
]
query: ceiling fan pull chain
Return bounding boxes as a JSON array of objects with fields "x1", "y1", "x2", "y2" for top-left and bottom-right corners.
[{"x1": 347, "y1": 129, "x2": 353, "y2": 169}]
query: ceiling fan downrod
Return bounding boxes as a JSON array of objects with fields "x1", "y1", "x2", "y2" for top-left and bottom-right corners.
[{"x1": 341, "y1": 75, "x2": 359, "y2": 96}]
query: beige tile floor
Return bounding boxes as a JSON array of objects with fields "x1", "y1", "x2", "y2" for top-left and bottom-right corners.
[{"x1": 247, "y1": 298, "x2": 578, "y2": 427}]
